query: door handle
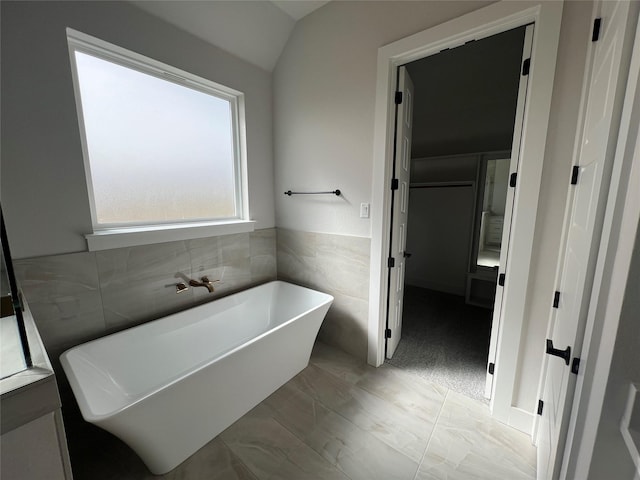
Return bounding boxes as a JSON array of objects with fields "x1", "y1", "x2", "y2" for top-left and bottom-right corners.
[
  {"x1": 546, "y1": 339, "x2": 571, "y2": 365},
  {"x1": 403, "y1": 252, "x2": 412, "y2": 258}
]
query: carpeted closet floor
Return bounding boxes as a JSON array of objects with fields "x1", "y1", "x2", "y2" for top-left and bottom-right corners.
[{"x1": 386, "y1": 285, "x2": 492, "y2": 402}]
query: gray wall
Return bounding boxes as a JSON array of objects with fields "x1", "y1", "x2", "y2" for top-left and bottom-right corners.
[
  {"x1": 1, "y1": 1, "x2": 275, "y2": 259},
  {"x1": 588, "y1": 224, "x2": 640, "y2": 479}
]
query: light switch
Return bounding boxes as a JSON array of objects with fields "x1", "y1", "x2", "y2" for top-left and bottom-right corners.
[{"x1": 360, "y1": 203, "x2": 370, "y2": 218}]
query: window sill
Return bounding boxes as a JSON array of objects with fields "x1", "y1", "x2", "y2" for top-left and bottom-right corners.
[{"x1": 85, "y1": 220, "x2": 255, "y2": 251}]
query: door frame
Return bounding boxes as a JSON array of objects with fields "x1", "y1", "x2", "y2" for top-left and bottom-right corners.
[
  {"x1": 556, "y1": 9, "x2": 640, "y2": 477},
  {"x1": 368, "y1": 0, "x2": 563, "y2": 431}
]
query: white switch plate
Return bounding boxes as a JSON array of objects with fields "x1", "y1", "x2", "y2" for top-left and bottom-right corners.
[{"x1": 360, "y1": 203, "x2": 370, "y2": 218}]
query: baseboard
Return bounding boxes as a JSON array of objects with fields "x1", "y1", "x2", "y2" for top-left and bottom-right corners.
[{"x1": 508, "y1": 406, "x2": 534, "y2": 437}]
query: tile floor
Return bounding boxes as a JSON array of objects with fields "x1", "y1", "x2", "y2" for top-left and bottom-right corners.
[{"x1": 64, "y1": 341, "x2": 536, "y2": 480}]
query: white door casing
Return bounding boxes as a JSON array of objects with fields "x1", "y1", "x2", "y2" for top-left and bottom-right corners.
[
  {"x1": 561, "y1": 7, "x2": 640, "y2": 478},
  {"x1": 535, "y1": 2, "x2": 639, "y2": 478},
  {"x1": 484, "y1": 24, "x2": 534, "y2": 399},
  {"x1": 370, "y1": 1, "x2": 562, "y2": 433},
  {"x1": 386, "y1": 67, "x2": 414, "y2": 359}
]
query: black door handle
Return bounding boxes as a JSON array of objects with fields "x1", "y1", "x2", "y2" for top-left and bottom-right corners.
[
  {"x1": 546, "y1": 339, "x2": 571, "y2": 365},
  {"x1": 403, "y1": 252, "x2": 412, "y2": 258}
]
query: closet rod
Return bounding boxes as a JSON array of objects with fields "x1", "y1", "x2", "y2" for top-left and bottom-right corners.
[
  {"x1": 409, "y1": 181, "x2": 473, "y2": 189},
  {"x1": 284, "y1": 189, "x2": 341, "y2": 196}
]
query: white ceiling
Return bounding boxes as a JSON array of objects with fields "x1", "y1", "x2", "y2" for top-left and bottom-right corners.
[
  {"x1": 131, "y1": 1, "x2": 329, "y2": 72},
  {"x1": 271, "y1": 0, "x2": 329, "y2": 21}
]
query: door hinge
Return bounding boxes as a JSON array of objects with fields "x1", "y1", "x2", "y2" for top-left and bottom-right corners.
[
  {"x1": 488, "y1": 362, "x2": 495, "y2": 375},
  {"x1": 571, "y1": 357, "x2": 581, "y2": 375},
  {"x1": 592, "y1": 18, "x2": 602, "y2": 42},
  {"x1": 537, "y1": 399, "x2": 544, "y2": 416},
  {"x1": 395, "y1": 91, "x2": 403, "y2": 105},
  {"x1": 498, "y1": 273, "x2": 505, "y2": 287},
  {"x1": 522, "y1": 58, "x2": 531, "y2": 76},
  {"x1": 553, "y1": 291, "x2": 561, "y2": 309},
  {"x1": 385, "y1": 328, "x2": 392, "y2": 339},
  {"x1": 388, "y1": 257, "x2": 395, "y2": 268},
  {"x1": 571, "y1": 165, "x2": 580, "y2": 185},
  {"x1": 509, "y1": 172, "x2": 517, "y2": 188},
  {"x1": 391, "y1": 178, "x2": 399, "y2": 190}
]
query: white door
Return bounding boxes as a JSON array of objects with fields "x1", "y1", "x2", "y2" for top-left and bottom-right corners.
[
  {"x1": 484, "y1": 24, "x2": 534, "y2": 398},
  {"x1": 536, "y1": 2, "x2": 638, "y2": 478},
  {"x1": 386, "y1": 66, "x2": 414, "y2": 359}
]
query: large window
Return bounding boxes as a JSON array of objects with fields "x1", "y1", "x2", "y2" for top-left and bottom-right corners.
[{"x1": 67, "y1": 30, "x2": 250, "y2": 249}]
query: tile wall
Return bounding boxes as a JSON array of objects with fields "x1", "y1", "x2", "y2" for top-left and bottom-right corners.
[
  {"x1": 14, "y1": 229, "x2": 277, "y2": 362},
  {"x1": 276, "y1": 228, "x2": 370, "y2": 361},
  {"x1": 13, "y1": 227, "x2": 370, "y2": 370}
]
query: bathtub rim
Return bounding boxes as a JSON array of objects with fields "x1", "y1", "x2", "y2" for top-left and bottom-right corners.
[{"x1": 60, "y1": 280, "x2": 333, "y2": 423}]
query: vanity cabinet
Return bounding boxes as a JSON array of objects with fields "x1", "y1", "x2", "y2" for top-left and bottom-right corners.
[{"x1": 0, "y1": 301, "x2": 73, "y2": 480}]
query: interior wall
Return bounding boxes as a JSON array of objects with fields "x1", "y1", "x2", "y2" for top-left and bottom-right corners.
[
  {"x1": 274, "y1": 0, "x2": 594, "y2": 417},
  {"x1": 405, "y1": 155, "x2": 478, "y2": 295},
  {"x1": 273, "y1": 1, "x2": 493, "y2": 238},
  {"x1": 0, "y1": 0, "x2": 275, "y2": 260},
  {"x1": 272, "y1": 0, "x2": 494, "y2": 362},
  {"x1": 405, "y1": 186, "x2": 475, "y2": 295}
]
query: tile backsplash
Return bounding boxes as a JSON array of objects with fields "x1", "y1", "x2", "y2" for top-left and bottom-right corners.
[
  {"x1": 13, "y1": 226, "x2": 371, "y2": 369},
  {"x1": 14, "y1": 229, "x2": 277, "y2": 360}
]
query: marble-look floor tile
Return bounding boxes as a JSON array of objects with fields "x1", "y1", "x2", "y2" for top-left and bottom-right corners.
[
  {"x1": 268, "y1": 380, "x2": 337, "y2": 441},
  {"x1": 290, "y1": 364, "x2": 434, "y2": 463},
  {"x1": 167, "y1": 437, "x2": 258, "y2": 480},
  {"x1": 416, "y1": 390, "x2": 536, "y2": 480},
  {"x1": 302, "y1": 411, "x2": 419, "y2": 480},
  {"x1": 63, "y1": 341, "x2": 536, "y2": 480},
  {"x1": 269, "y1": 374, "x2": 418, "y2": 478},
  {"x1": 356, "y1": 364, "x2": 448, "y2": 428},
  {"x1": 220, "y1": 406, "x2": 348, "y2": 480},
  {"x1": 310, "y1": 341, "x2": 375, "y2": 385}
]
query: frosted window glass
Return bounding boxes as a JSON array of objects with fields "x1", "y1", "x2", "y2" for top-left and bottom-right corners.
[{"x1": 74, "y1": 51, "x2": 237, "y2": 225}]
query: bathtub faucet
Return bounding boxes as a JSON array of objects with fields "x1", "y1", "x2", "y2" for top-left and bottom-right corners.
[{"x1": 189, "y1": 276, "x2": 218, "y2": 293}]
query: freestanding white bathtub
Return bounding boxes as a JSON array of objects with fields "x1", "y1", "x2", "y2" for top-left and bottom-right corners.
[{"x1": 60, "y1": 281, "x2": 333, "y2": 475}]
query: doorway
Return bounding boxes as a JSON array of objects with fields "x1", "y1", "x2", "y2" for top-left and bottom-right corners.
[
  {"x1": 384, "y1": 27, "x2": 526, "y2": 402},
  {"x1": 369, "y1": 1, "x2": 563, "y2": 432}
]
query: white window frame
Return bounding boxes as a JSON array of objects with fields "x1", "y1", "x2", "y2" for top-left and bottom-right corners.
[{"x1": 66, "y1": 28, "x2": 253, "y2": 251}]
